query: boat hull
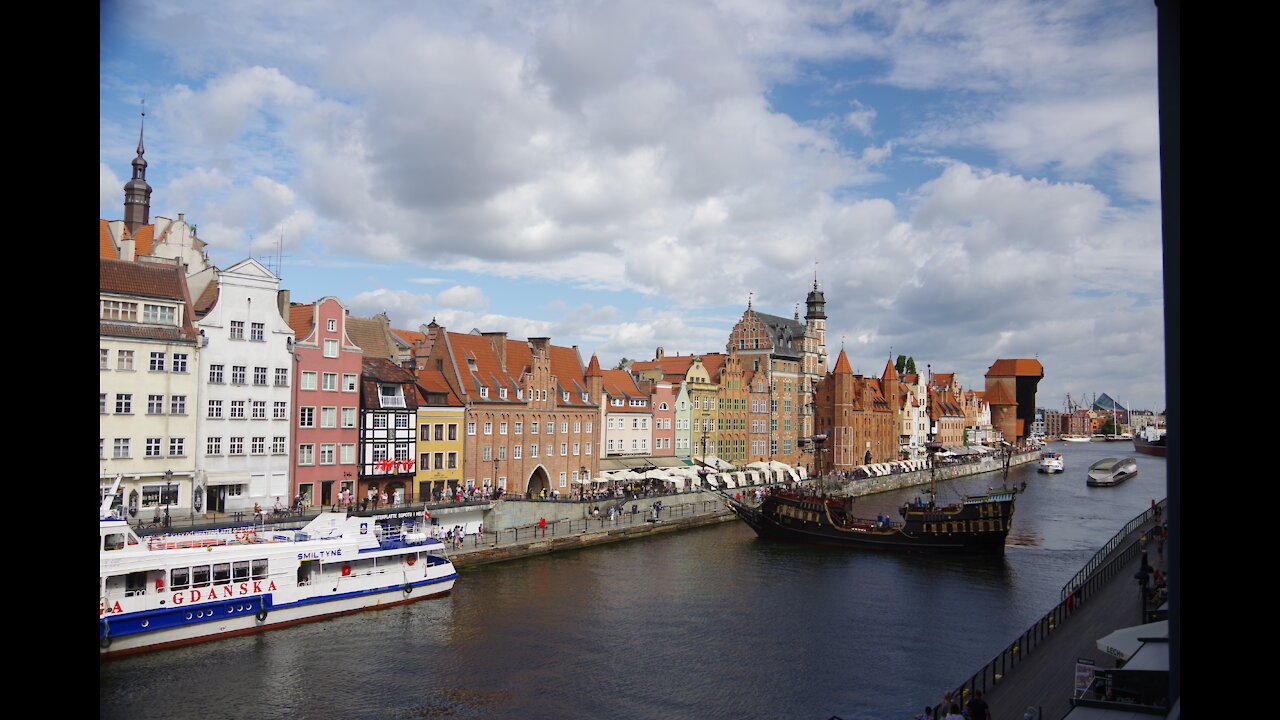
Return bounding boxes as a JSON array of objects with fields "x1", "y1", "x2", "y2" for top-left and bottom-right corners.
[
  {"x1": 1086, "y1": 458, "x2": 1139, "y2": 487},
  {"x1": 727, "y1": 492, "x2": 1014, "y2": 554},
  {"x1": 100, "y1": 574, "x2": 456, "y2": 659},
  {"x1": 1132, "y1": 438, "x2": 1167, "y2": 457}
]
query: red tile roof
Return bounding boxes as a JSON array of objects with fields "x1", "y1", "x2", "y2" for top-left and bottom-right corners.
[{"x1": 986, "y1": 359, "x2": 1044, "y2": 377}]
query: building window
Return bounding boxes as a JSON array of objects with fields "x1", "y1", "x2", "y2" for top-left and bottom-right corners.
[
  {"x1": 149, "y1": 352, "x2": 166, "y2": 372},
  {"x1": 101, "y1": 300, "x2": 137, "y2": 321},
  {"x1": 513, "y1": 422, "x2": 522, "y2": 435},
  {"x1": 297, "y1": 444, "x2": 314, "y2": 465},
  {"x1": 145, "y1": 437, "x2": 162, "y2": 457},
  {"x1": 100, "y1": 348, "x2": 110, "y2": 370},
  {"x1": 559, "y1": 472, "x2": 567, "y2": 488},
  {"x1": 497, "y1": 446, "x2": 507, "y2": 461},
  {"x1": 467, "y1": 422, "x2": 476, "y2": 435},
  {"x1": 513, "y1": 445, "x2": 522, "y2": 459},
  {"x1": 207, "y1": 437, "x2": 222, "y2": 455},
  {"x1": 207, "y1": 400, "x2": 223, "y2": 418},
  {"x1": 274, "y1": 401, "x2": 288, "y2": 420},
  {"x1": 530, "y1": 444, "x2": 538, "y2": 458},
  {"x1": 142, "y1": 304, "x2": 175, "y2": 324},
  {"x1": 340, "y1": 444, "x2": 355, "y2": 464},
  {"x1": 500, "y1": 422, "x2": 508, "y2": 435},
  {"x1": 319, "y1": 444, "x2": 335, "y2": 464},
  {"x1": 252, "y1": 401, "x2": 266, "y2": 419},
  {"x1": 272, "y1": 437, "x2": 286, "y2": 454},
  {"x1": 113, "y1": 438, "x2": 131, "y2": 458},
  {"x1": 251, "y1": 437, "x2": 266, "y2": 454},
  {"x1": 327, "y1": 318, "x2": 337, "y2": 332},
  {"x1": 343, "y1": 374, "x2": 357, "y2": 392},
  {"x1": 321, "y1": 407, "x2": 336, "y2": 428},
  {"x1": 148, "y1": 394, "x2": 165, "y2": 414},
  {"x1": 117, "y1": 350, "x2": 135, "y2": 371},
  {"x1": 447, "y1": 451, "x2": 458, "y2": 469},
  {"x1": 299, "y1": 407, "x2": 315, "y2": 428},
  {"x1": 231, "y1": 366, "x2": 247, "y2": 384},
  {"x1": 484, "y1": 422, "x2": 492, "y2": 435},
  {"x1": 251, "y1": 322, "x2": 265, "y2": 341},
  {"x1": 482, "y1": 447, "x2": 492, "y2": 462},
  {"x1": 531, "y1": 422, "x2": 539, "y2": 434},
  {"x1": 373, "y1": 415, "x2": 387, "y2": 429},
  {"x1": 115, "y1": 394, "x2": 133, "y2": 414},
  {"x1": 448, "y1": 424, "x2": 458, "y2": 440},
  {"x1": 173, "y1": 353, "x2": 189, "y2": 373},
  {"x1": 230, "y1": 401, "x2": 245, "y2": 419},
  {"x1": 209, "y1": 364, "x2": 223, "y2": 383},
  {"x1": 341, "y1": 407, "x2": 356, "y2": 428},
  {"x1": 254, "y1": 367, "x2": 268, "y2": 385},
  {"x1": 100, "y1": 393, "x2": 107, "y2": 413},
  {"x1": 230, "y1": 321, "x2": 244, "y2": 340},
  {"x1": 323, "y1": 372, "x2": 338, "y2": 391},
  {"x1": 324, "y1": 339, "x2": 338, "y2": 357},
  {"x1": 275, "y1": 368, "x2": 288, "y2": 387},
  {"x1": 560, "y1": 443, "x2": 567, "y2": 456},
  {"x1": 301, "y1": 372, "x2": 317, "y2": 390}
]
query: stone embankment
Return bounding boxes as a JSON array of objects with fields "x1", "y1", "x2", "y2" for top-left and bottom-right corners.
[{"x1": 447, "y1": 450, "x2": 1040, "y2": 568}]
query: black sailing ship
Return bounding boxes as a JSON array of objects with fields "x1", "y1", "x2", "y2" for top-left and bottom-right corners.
[{"x1": 720, "y1": 443, "x2": 1017, "y2": 554}]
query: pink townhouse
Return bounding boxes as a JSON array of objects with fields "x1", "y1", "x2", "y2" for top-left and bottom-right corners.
[{"x1": 287, "y1": 297, "x2": 364, "y2": 508}]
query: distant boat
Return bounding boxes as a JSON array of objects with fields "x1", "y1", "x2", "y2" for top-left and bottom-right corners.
[
  {"x1": 1087, "y1": 457, "x2": 1138, "y2": 487},
  {"x1": 1038, "y1": 452, "x2": 1064, "y2": 474},
  {"x1": 1133, "y1": 426, "x2": 1167, "y2": 457},
  {"x1": 1061, "y1": 435, "x2": 1092, "y2": 443}
]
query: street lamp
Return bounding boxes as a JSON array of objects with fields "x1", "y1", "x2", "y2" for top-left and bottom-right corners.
[{"x1": 163, "y1": 469, "x2": 174, "y2": 528}]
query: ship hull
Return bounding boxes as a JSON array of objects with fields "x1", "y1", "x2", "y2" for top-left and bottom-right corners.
[
  {"x1": 727, "y1": 492, "x2": 1014, "y2": 554},
  {"x1": 1132, "y1": 438, "x2": 1167, "y2": 457}
]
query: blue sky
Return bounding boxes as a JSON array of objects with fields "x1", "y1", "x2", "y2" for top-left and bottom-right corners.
[{"x1": 100, "y1": 0, "x2": 1166, "y2": 412}]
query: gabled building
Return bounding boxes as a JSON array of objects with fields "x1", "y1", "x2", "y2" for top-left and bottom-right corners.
[
  {"x1": 421, "y1": 325, "x2": 599, "y2": 497},
  {"x1": 286, "y1": 297, "x2": 364, "y2": 508},
  {"x1": 413, "y1": 366, "x2": 466, "y2": 501},
  {"x1": 587, "y1": 358, "x2": 655, "y2": 458},
  {"x1": 813, "y1": 351, "x2": 898, "y2": 471},
  {"x1": 359, "y1": 357, "x2": 420, "y2": 504},
  {"x1": 194, "y1": 258, "x2": 295, "y2": 515},
  {"x1": 100, "y1": 256, "x2": 200, "y2": 517},
  {"x1": 725, "y1": 283, "x2": 829, "y2": 466},
  {"x1": 928, "y1": 369, "x2": 967, "y2": 447}
]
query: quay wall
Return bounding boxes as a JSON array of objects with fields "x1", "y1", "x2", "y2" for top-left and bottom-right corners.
[{"x1": 829, "y1": 450, "x2": 1039, "y2": 498}]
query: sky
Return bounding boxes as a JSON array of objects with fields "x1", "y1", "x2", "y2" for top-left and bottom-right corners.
[{"x1": 100, "y1": 0, "x2": 1167, "y2": 413}]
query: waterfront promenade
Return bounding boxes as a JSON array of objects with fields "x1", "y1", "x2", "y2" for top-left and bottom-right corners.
[{"x1": 949, "y1": 503, "x2": 1169, "y2": 719}]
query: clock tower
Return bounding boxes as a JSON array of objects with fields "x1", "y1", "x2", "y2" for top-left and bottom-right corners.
[{"x1": 123, "y1": 115, "x2": 152, "y2": 237}]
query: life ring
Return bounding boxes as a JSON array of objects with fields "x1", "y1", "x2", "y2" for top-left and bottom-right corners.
[
  {"x1": 403, "y1": 583, "x2": 413, "y2": 595},
  {"x1": 244, "y1": 531, "x2": 257, "y2": 543},
  {"x1": 406, "y1": 555, "x2": 417, "y2": 566},
  {"x1": 256, "y1": 605, "x2": 268, "y2": 622},
  {"x1": 341, "y1": 565, "x2": 352, "y2": 576}
]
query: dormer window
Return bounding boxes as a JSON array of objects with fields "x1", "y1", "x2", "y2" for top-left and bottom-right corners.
[
  {"x1": 499, "y1": 387, "x2": 508, "y2": 399},
  {"x1": 479, "y1": 386, "x2": 489, "y2": 399},
  {"x1": 379, "y1": 384, "x2": 405, "y2": 408},
  {"x1": 562, "y1": 391, "x2": 570, "y2": 402},
  {"x1": 467, "y1": 357, "x2": 478, "y2": 372}
]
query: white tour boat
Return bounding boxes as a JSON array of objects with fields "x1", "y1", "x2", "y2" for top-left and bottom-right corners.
[
  {"x1": 1038, "y1": 452, "x2": 1065, "y2": 474},
  {"x1": 99, "y1": 482, "x2": 457, "y2": 659}
]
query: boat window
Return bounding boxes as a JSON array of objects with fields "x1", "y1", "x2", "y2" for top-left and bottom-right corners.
[
  {"x1": 171, "y1": 567, "x2": 190, "y2": 590},
  {"x1": 191, "y1": 565, "x2": 210, "y2": 588},
  {"x1": 124, "y1": 572, "x2": 147, "y2": 597},
  {"x1": 251, "y1": 558, "x2": 268, "y2": 580},
  {"x1": 232, "y1": 561, "x2": 250, "y2": 582},
  {"x1": 104, "y1": 533, "x2": 126, "y2": 551},
  {"x1": 212, "y1": 563, "x2": 231, "y2": 585}
]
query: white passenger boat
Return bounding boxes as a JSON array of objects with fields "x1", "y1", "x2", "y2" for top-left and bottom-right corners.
[
  {"x1": 1086, "y1": 457, "x2": 1139, "y2": 487},
  {"x1": 99, "y1": 484, "x2": 457, "y2": 659},
  {"x1": 1038, "y1": 452, "x2": 1065, "y2": 474},
  {"x1": 1061, "y1": 435, "x2": 1092, "y2": 443}
]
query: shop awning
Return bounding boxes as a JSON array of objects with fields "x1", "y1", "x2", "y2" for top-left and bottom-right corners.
[{"x1": 1097, "y1": 620, "x2": 1167, "y2": 662}]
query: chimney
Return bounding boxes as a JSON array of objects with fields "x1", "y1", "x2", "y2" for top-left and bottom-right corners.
[
  {"x1": 276, "y1": 289, "x2": 290, "y2": 322},
  {"x1": 483, "y1": 331, "x2": 508, "y2": 370}
]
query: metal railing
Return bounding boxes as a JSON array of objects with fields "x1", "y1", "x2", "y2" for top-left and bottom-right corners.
[{"x1": 1061, "y1": 499, "x2": 1164, "y2": 601}]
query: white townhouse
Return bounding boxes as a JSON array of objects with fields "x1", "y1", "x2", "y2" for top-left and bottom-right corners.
[
  {"x1": 100, "y1": 257, "x2": 201, "y2": 517},
  {"x1": 195, "y1": 258, "x2": 295, "y2": 514}
]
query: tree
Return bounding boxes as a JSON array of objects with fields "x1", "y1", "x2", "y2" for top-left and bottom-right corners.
[
  {"x1": 905, "y1": 357, "x2": 917, "y2": 375},
  {"x1": 895, "y1": 354, "x2": 908, "y2": 375},
  {"x1": 614, "y1": 357, "x2": 631, "y2": 370}
]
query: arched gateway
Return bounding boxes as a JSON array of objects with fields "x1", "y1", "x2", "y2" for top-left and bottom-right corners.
[{"x1": 526, "y1": 465, "x2": 550, "y2": 498}]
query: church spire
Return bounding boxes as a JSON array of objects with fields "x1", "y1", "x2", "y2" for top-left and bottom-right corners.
[{"x1": 123, "y1": 104, "x2": 153, "y2": 236}]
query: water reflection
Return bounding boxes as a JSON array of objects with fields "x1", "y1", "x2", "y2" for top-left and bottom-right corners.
[{"x1": 101, "y1": 441, "x2": 1164, "y2": 720}]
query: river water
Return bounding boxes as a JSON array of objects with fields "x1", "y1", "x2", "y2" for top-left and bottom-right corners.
[{"x1": 100, "y1": 441, "x2": 1166, "y2": 720}]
